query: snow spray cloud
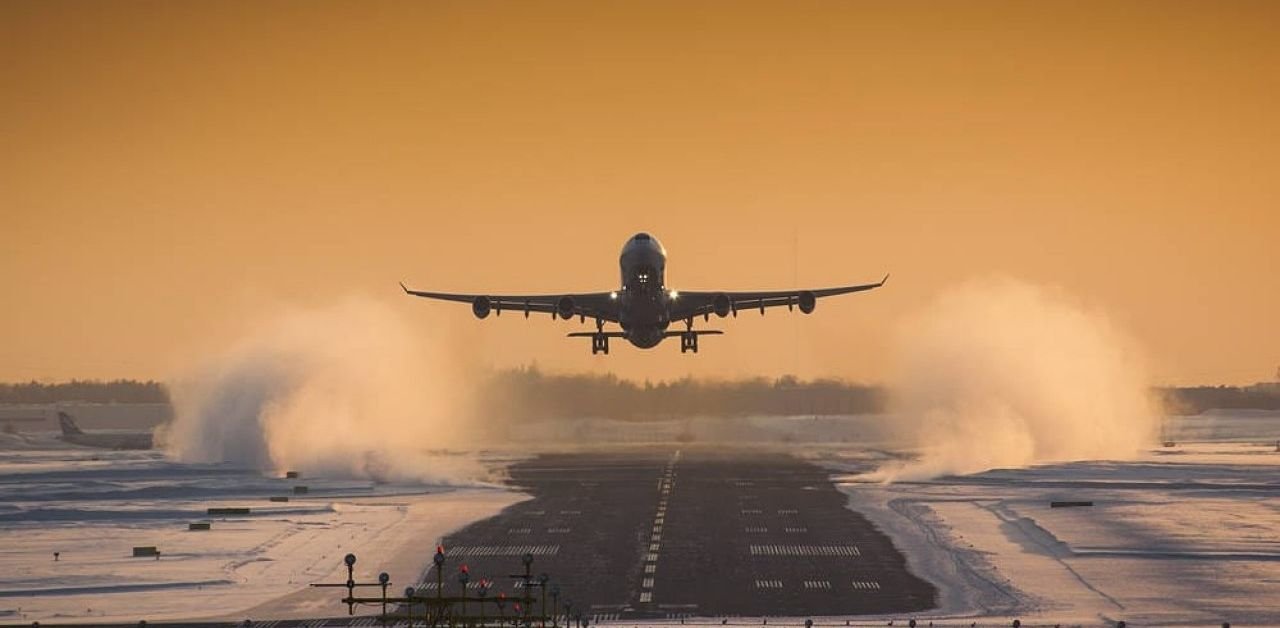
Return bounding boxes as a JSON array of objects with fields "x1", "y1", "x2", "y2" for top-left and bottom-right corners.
[
  {"x1": 869, "y1": 277, "x2": 1158, "y2": 481},
  {"x1": 159, "y1": 298, "x2": 488, "y2": 484}
]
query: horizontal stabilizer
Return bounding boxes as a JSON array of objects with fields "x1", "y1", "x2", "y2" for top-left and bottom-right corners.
[
  {"x1": 566, "y1": 332, "x2": 629, "y2": 338},
  {"x1": 662, "y1": 330, "x2": 724, "y2": 337}
]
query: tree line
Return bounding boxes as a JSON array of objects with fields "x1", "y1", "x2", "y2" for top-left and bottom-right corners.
[{"x1": 0, "y1": 379, "x2": 170, "y2": 404}]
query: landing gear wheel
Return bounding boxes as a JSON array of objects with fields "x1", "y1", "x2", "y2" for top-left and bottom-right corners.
[
  {"x1": 680, "y1": 332, "x2": 698, "y2": 354},
  {"x1": 591, "y1": 333, "x2": 610, "y2": 355}
]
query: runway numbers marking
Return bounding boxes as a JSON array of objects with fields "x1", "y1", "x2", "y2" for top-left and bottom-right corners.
[
  {"x1": 745, "y1": 526, "x2": 768, "y2": 533},
  {"x1": 784, "y1": 527, "x2": 808, "y2": 533},
  {"x1": 803, "y1": 580, "x2": 832, "y2": 590},
  {"x1": 749, "y1": 545, "x2": 861, "y2": 557},
  {"x1": 851, "y1": 580, "x2": 882, "y2": 590},
  {"x1": 447, "y1": 545, "x2": 560, "y2": 556},
  {"x1": 754, "y1": 579, "x2": 783, "y2": 589}
]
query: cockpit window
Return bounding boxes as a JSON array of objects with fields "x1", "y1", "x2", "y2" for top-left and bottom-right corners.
[{"x1": 634, "y1": 233, "x2": 651, "y2": 241}]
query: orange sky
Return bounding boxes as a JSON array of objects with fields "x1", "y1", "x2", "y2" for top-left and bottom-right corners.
[{"x1": 2, "y1": 1, "x2": 1276, "y2": 386}]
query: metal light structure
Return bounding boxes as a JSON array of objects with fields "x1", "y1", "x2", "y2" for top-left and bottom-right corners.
[
  {"x1": 458, "y1": 564, "x2": 471, "y2": 616},
  {"x1": 434, "y1": 546, "x2": 446, "y2": 600},
  {"x1": 378, "y1": 572, "x2": 390, "y2": 625},
  {"x1": 538, "y1": 573, "x2": 550, "y2": 628},
  {"x1": 549, "y1": 583, "x2": 561, "y2": 628},
  {"x1": 404, "y1": 586, "x2": 417, "y2": 628}
]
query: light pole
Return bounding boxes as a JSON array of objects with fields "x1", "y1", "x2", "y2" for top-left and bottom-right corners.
[
  {"x1": 538, "y1": 573, "x2": 549, "y2": 628},
  {"x1": 477, "y1": 579, "x2": 491, "y2": 628},
  {"x1": 434, "y1": 546, "x2": 446, "y2": 601},
  {"x1": 404, "y1": 586, "x2": 417, "y2": 628},
  {"x1": 378, "y1": 572, "x2": 390, "y2": 625},
  {"x1": 550, "y1": 584, "x2": 560, "y2": 628},
  {"x1": 458, "y1": 564, "x2": 471, "y2": 618}
]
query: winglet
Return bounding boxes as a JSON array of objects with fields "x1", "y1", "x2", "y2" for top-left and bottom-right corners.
[
  {"x1": 399, "y1": 281, "x2": 410, "y2": 294},
  {"x1": 880, "y1": 273, "x2": 890, "y2": 286}
]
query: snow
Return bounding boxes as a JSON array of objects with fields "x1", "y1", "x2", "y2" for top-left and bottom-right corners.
[
  {"x1": 825, "y1": 411, "x2": 1280, "y2": 626},
  {"x1": 0, "y1": 439, "x2": 523, "y2": 624}
]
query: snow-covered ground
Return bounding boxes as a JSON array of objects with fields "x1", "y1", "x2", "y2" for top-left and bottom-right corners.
[
  {"x1": 824, "y1": 410, "x2": 1280, "y2": 627},
  {"x1": 0, "y1": 435, "x2": 523, "y2": 624}
]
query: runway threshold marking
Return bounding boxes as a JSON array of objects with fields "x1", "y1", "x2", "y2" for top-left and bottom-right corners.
[
  {"x1": 851, "y1": 580, "x2": 882, "y2": 590},
  {"x1": 754, "y1": 579, "x2": 783, "y2": 589},
  {"x1": 749, "y1": 544, "x2": 861, "y2": 557},
  {"x1": 803, "y1": 580, "x2": 832, "y2": 590},
  {"x1": 447, "y1": 544, "x2": 560, "y2": 556}
]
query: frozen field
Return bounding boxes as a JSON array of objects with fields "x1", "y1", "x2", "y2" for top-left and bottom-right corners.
[
  {"x1": 825, "y1": 411, "x2": 1280, "y2": 626},
  {"x1": 0, "y1": 436, "x2": 523, "y2": 624}
]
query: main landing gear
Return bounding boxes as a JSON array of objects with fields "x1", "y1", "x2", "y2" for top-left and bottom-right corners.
[
  {"x1": 591, "y1": 333, "x2": 610, "y2": 355},
  {"x1": 679, "y1": 317, "x2": 699, "y2": 353}
]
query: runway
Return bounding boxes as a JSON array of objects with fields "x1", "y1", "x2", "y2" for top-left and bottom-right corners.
[{"x1": 426, "y1": 449, "x2": 935, "y2": 620}]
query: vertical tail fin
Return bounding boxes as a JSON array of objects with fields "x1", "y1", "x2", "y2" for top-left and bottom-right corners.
[{"x1": 57, "y1": 411, "x2": 84, "y2": 436}]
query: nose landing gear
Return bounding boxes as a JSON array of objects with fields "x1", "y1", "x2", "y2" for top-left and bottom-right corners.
[
  {"x1": 591, "y1": 333, "x2": 610, "y2": 355},
  {"x1": 680, "y1": 332, "x2": 698, "y2": 353}
]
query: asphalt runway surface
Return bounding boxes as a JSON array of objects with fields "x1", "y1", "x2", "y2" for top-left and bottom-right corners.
[{"x1": 426, "y1": 449, "x2": 935, "y2": 621}]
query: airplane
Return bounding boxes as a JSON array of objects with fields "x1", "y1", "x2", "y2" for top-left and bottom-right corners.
[
  {"x1": 57, "y1": 411, "x2": 154, "y2": 450},
  {"x1": 401, "y1": 232, "x2": 886, "y2": 354}
]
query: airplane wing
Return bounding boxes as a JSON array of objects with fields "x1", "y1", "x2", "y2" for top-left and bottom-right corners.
[
  {"x1": 668, "y1": 275, "x2": 888, "y2": 322},
  {"x1": 400, "y1": 284, "x2": 621, "y2": 322}
]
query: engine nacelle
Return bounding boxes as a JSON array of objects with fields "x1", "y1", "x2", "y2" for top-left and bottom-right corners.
[
  {"x1": 472, "y1": 296, "x2": 492, "y2": 319},
  {"x1": 556, "y1": 295, "x2": 575, "y2": 320},
  {"x1": 713, "y1": 293, "x2": 732, "y2": 318},
  {"x1": 798, "y1": 291, "x2": 816, "y2": 314}
]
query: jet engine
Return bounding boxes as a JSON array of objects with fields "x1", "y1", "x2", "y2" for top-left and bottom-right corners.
[
  {"x1": 556, "y1": 296, "x2": 576, "y2": 320},
  {"x1": 713, "y1": 293, "x2": 732, "y2": 318},
  {"x1": 472, "y1": 296, "x2": 492, "y2": 319},
  {"x1": 798, "y1": 291, "x2": 816, "y2": 314}
]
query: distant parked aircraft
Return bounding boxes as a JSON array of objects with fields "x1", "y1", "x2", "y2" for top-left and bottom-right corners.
[
  {"x1": 57, "y1": 411, "x2": 153, "y2": 450},
  {"x1": 402, "y1": 232, "x2": 886, "y2": 354}
]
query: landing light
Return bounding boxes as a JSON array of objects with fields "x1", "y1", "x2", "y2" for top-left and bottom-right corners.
[
  {"x1": 669, "y1": 290, "x2": 679, "y2": 299},
  {"x1": 610, "y1": 291, "x2": 618, "y2": 299}
]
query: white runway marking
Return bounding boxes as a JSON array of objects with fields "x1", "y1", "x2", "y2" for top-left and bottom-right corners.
[
  {"x1": 778, "y1": 509, "x2": 799, "y2": 515},
  {"x1": 642, "y1": 577, "x2": 654, "y2": 588},
  {"x1": 851, "y1": 580, "x2": 882, "y2": 590},
  {"x1": 745, "y1": 526, "x2": 768, "y2": 533},
  {"x1": 508, "y1": 527, "x2": 532, "y2": 534},
  {"x1": 741, "y1": 509, "x2": 763, "y2": 515},
  {"x1": 548, "y1": 527, "x2": 571, "y2": 534},
  {"x1": 749, "y1": 545, "x2": 861, "y2": 557},
  {"x1": 639, "y1": 592, "x2": 652, "y2": 603},
  {"x1": 447, "y1": 545, "x2": 560, "y2": 556},
  {"x1": 803, "y1": 580, "x2": 832, "y2": 590},
  {"x1": 754, "y1": 579, "x2": 783, "y2": 589},
  {"x1": 560, "y1": 510, "x2": 581, "y2": 515},
  {"x1": 645, "y1": 564, "x2": 656, "y2": 573},
  {"x1": 784, "y1": 527, "x2": 808, "y2": 533},
  {"x1": 649, "y1": 543, "x2": 660, "y2": 551}
]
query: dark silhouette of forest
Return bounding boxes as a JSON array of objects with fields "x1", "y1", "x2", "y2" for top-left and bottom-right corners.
[
  {"x1": 0, "y1": 379, "x2": 168, "y2": 404},
  {"x1": 2, "y1": 374, "x2": 1278, "y2": 418}
]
